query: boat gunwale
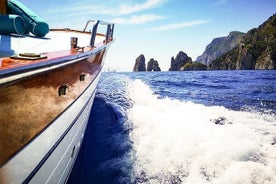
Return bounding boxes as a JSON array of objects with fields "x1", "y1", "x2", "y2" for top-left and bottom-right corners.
[
  {"x1": 0, "y1": 37, "x2": 114, "y2": 86},
  {"x1": 0, "y1": 46, "x2": 106, "y2": 86}
]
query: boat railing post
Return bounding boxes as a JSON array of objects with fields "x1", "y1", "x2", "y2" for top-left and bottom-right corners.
[
  {"x1": 105, "y1": 24, "x2": 111, "y2": 42},
  {"x1": 111, "y1": 24, "x2": 115, "y2": 40},
  {"x1": 90, "y1": 20, "x2": 99, "y2": 47}
]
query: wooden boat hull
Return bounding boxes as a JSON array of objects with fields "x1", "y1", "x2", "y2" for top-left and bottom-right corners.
[
  {"x1": 0, "y1": 47, "x2": 108, "y2": 183},
  {"x1": 0, "y1": 19, "x2": 114, "y2": 183}
]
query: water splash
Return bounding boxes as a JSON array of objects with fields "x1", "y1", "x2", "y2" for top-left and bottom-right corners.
[{"x1": 126, "y1": 79, "x2": 276, "y2": 184}]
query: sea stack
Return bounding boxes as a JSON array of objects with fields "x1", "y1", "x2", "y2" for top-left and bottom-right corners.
[
  {"x1": 147, "y1": 58, "x2": 161, "y2": 71},
  {"x1": 133, "y1": 54, "x2": 146, "y2": 71}
]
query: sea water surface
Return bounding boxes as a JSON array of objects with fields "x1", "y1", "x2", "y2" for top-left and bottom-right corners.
[{"x1": 68, "y1": 70, "x2": 276, "y2": 184}]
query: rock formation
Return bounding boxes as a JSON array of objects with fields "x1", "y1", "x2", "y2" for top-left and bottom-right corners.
[
  {"x1": 147, "y1": 58, "x2": 161, "y2": 71},
  {"x1": 196, "y1": 31, "x2": 245, "y2": 65},
  {"x1": 133, "y1": 14, "x2": 276, "y2": 72},
  {"x1": 169, "y1": 51, "x2": 192, "y2": 71},
  {"x1": 133, "y1": 55, "x2": 161, "y2": 71},
  {"x1": 133, "y1": 54, "x2": 146, "y2": 71},
  {"x1": 209, "y1": 14, "x2": 276, "y2": 70}
]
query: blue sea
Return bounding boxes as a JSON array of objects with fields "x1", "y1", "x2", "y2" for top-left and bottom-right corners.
[{"x1": 68, "y1": 70, "x2": 276, "y2": 184}]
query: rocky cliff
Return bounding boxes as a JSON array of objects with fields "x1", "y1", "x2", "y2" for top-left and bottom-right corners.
[
  {"x1": 133, "y1": 54, "x2": 146, "y2": 71},
  {"x1": 196, "y1": 31, "x2": 245, "y2": 65},
  {"x1": 209, "y1": 14, "x2": 276, "y2": 70}
]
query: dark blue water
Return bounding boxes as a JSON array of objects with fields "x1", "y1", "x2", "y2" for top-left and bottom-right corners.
[
  {"x1": 68, "y1": 70, "x2": 276, "y2": 184},
  {"x1": 126, "y1": 70, "x2": 276, "y2": 112}
]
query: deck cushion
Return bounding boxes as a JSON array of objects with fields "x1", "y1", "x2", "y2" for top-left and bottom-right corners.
[
  {"x1": 0, "y1": 14, "x2": 26, "y2": 35},
  {"x1": 8, "y1": 0, "x2": 49, "y2": 37}
]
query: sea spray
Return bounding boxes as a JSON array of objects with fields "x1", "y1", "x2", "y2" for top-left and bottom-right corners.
[{"x1": 127, "y1": 79, "x2": 276, "y2": 184}]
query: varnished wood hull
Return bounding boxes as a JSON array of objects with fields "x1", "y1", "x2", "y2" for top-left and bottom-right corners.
[{"x1": 0, "y1": 47, "x2": 109, "y2": 183}]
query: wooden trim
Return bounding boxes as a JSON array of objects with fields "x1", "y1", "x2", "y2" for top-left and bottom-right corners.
[
  {"x1": 50, "y1": 28, "x2": 91, "y2": 35},
  {"x1": 0, "y1": 0, "x2": 7, "y2": 15}
]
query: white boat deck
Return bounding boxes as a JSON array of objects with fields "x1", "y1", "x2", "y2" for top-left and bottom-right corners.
[{"x1": 0, "y1": 30, "x2": 105, "y2": 58}]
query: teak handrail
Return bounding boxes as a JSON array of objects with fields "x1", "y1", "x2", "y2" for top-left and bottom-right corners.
[{"x1": 0, "y1": 0, "x2": 8, "y2": 15}]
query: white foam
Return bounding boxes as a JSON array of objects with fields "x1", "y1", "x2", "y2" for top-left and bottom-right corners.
[{"x1": 126, "y1": 79, "x2": 276, "y2": 183}]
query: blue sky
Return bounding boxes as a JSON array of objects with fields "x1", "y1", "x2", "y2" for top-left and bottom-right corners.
[{"x1": 20, "y1": 0, "x2": 276, "y2": 71}]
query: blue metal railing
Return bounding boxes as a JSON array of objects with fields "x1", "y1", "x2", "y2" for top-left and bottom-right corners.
[{"x1": 83, "y1": 20, "x2": 114, "y2": 47}]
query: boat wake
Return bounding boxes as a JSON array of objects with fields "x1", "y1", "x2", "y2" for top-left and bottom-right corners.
[{"x1": 70, "y1": 73, "x2": 276, "y2": 184}]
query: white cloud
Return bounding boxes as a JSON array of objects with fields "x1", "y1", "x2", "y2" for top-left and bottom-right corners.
[
  {"x1": 148, "y1": 20, "x2": 211, "y2": 31},
  {"x1": 46, "y1": 0, "x2": 167, "y2": 17},
  {"x1": 45, "y1": 4, "x2": 114, "y2": 16},
  {"x1": 117, "y1": 0, "x2": 168, "y2": 15},
  {"x1": 43, "y1": 0, "x2": 168, "y2": 29},
  {"x1": 112, "y1": 14, "x2": 164, "y2": 25}
]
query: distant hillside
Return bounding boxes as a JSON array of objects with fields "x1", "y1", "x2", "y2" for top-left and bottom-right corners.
[
  {"x1": 209, "y1": 14, "x2": 276, "y2": 70},
  {"x1": 196, "y1": 31, "x2": 245, "y2": 65}
]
